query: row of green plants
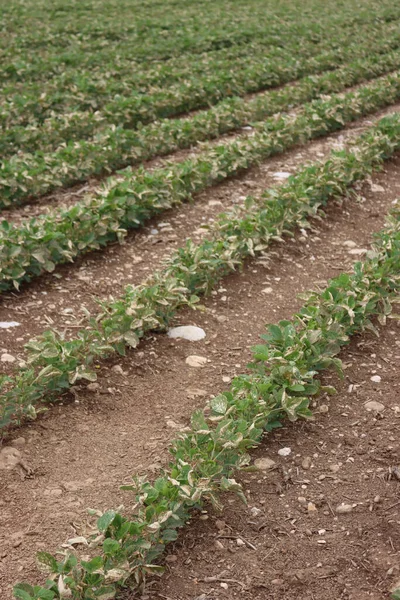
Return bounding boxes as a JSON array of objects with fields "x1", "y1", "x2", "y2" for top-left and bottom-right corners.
[
  {"x1": 2, "y1": 0, "x2": 398, "y2": 85},
  {"x1": 13, "y1": 206, "x2": 400, "y2": 600},
  {"x1": 2, "y1": 47, "x2": 400, "y2": 202},
  {"x1": 4, "y1": 23, "x2": 400, "y2": 149},
  {"x1": 2, "y1": 112, "x2": 399, "y2": 432},
  {"x1": 3, "y1": 19, "x2": 400, "y2": 146},
  {"x1": 1, "y1": 72, "x2": 400, "y2": 293}
]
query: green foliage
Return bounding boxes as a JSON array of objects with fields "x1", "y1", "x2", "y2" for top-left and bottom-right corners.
[
  {"x1": 2, "y1": 77, "x2": 400, "y2": 293},
  {"x1": 13, "y1": 208, "x2": 400, "y2": 599}
]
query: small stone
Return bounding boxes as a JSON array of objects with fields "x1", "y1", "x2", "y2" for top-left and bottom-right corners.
[
  {"x1": 330, "y1": 464, "x2": 340, "y2": 473},
  {"x1": 348, "y1": 248, "x2": 368, "y2": 256},
  {"x1": 166, "y1": 419, "x2": 184, "y2": 430},
  {"x1": 44, "y1": 488, "x2": 63, "y2": 498},
  {"x1": 319, "y1": 404, "x2": 329, "y2": 414},
  {"x1": 165, "y1": 554, "x2": 177, "y2": 563},
  {"x1": 278, "y1": 447, "x2": 291, "y2": 457},
  {"x1": 111, "y1": 364, "x2": 124, "y2": 375},
  {"x1": 271, "y1": 579, "x2": 284, "y2": 585},
  {"x1": 220, "y1": 583, "x2": 229, "y2": 590},
  {"x1": 214, "y1": 540, "x2": 225, "y2": 550},
  {"x1": 168, "y1": 326, "x2": 206, "y2": 342},
  {"x1": 254, "y1": 457, "x2": 276, "y2": 471},
  {"x1": 298, "y1": 496, "x2": 307, "y2": 505},
  {"x1": 1, "y1": 353, "x2": 16, "y2": 363},
  {"x1": 370, "y1": 375, "x2": 382, "y2": 383},
  {"x1": 308, "y1": 502, "x2": 318, "y2": 513},
  {"x1": 10, "y1": 437, "x2": 26, "y2": 448},
  {"x1": 62, "y1": 308, "x2": 74, "y2": 315},
  {"x1": 250, "y1": 506, "x2": 262, "y2": 517},
  {"x1": 222, "y1": 376, "x2": 231, "y2": 383},
  {"x1": 215, "y1": 519, "x2": 226, "y2": 531},
  {"x1": 185, "y1": 355, "x2": 207, "y2": 367},
  {"x1": 273, "y1": 171, "x2": 291, "y2": 179},
  {"x1": 336, "y1": 503, "x2": 353, "y2": 514},
  {"x1": 0, "y1": 321, "x2": 20, "y2": 328},
  {"x1": 302, "y1": 456, "x2": 312, "y2": 470},
  {"x1": 370, "y1": 183, "x2": 385, "y2": 193},
  {"x1": 236, "y1": 538, "x2": 245, "y2": 546},
  {"x1": 261, "y1": 287, "x2": 273, "y2": 295},
  {"x1": 87, "y1": 383, "x2": 100, "y2": 393},
  {"x1": 365, "y1": 400, "x2": 385, "y2": 412},
  {"x1": 343, "y1": 240, "x2": 357, "y2": 248},
  {"x1": 318, "y1": 529, "x2": 326, "y2": 535}
]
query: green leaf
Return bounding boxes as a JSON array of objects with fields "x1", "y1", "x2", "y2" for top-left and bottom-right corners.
[
  {"x1": 97, "y1": 510, "x2": 117, "y2": 532},
  {"x1": 210, "y1": 394, "x2": 228, "y2": 415}
]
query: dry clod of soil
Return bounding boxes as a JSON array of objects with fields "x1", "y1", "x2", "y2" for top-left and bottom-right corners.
[
  {"x1": 254, "y1": 457, "x2": 276, "y2": 471},
  {"x1": 365, "y1": 400, "x2": 385, "y2": 412},
  {"x1": 185, "y1": 355, "x2": 208, "y2": 367}
]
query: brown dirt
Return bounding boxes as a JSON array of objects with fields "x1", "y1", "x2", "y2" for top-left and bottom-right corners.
[
  {"x1": 1, "y1": 144, "x2": 399, "y2": 597},
  {"x1": 144, "y1": 319, "x2": 400, "y2": 600}
]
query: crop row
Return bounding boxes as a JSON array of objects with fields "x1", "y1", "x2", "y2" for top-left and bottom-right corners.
[
  {"x1": 3, "y1": 48, "x2": 400, "y2": 204},
  {"x1": 1, "y1": 112, "x2": 400, "y2": 433},
  {"x1": 3, "y1": 22, "x2": 400, "y2": 138},
  {"x1": 1, "y1": 71, "x2": 400, "y2": 294},
  {"x1": 13, "y1": 206, "x2": 400, "y2": 600},
  {"x1": 2, "y1": 0, "x2": 399, "y2": 84}
]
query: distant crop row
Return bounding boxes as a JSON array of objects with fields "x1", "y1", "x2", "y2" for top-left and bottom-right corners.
[
  {"x1": 2, "y1": 0, "x2": 399, "y2": 84},
  {"x1": 1, "y1": 71, "x2": 400, "y2": 294},
  {"x1": 3, "y1": 20, "x2": 400, "y2": 143},
  {"x1": 2, "y1": 49, "x2": 400, "y2": 205},
  {"x1": 13, "y1": 204, "x2": 400, "y2": 600},
  {"x1": 2, "y1": 112, "x2": 399, "y2": 433}
]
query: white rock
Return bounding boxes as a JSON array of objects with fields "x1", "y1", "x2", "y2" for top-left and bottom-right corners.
[
  {"x1": 348, "y1": 248, "x2": 368, "y2": 256},
  {"x1": 261, "y1": 287, "x2": 273, "y2": 295},
  {"x1": 185, "y1": 355, "x2": 207, "y2": 367},
  {"x1": 336, "y1": 503, "x2": 353, "y2": 514},
  {"x1": 278, "y1": 447, "x2": 292, "y2": 457},
  {"x1": 273, "y1": 171, "x2": 291, "y2": 179},
  {"x1": 250, "y1": 506, "x2": 262, "y2": 517},
  {"x1": 365, "y1": 400, "x2": 385, "y2": 412},
  {"x1": 343, "y1": 240, "x2": 357, "y2": 248},
  {"x1": 254, "y1": 457, "x2": 276, "y2": 471},
  {"x1": 0, "y1": 321, "x2": 20, "y2": 328},
  {"x1": 370, "y1": 183, "x2": 385, "y2": 193},
  {"x1": 168, "y1": 326, "x2": 206, "y2": 341},
  {"x1": 370, "y1": 375, "x2": 381, "y2": 383},
  {"x1": 1, "y1": 353, "x2": 16, "y2": 363},
  {"x1": 236, "y1": 538, "x2": 245, "y2": 547}
]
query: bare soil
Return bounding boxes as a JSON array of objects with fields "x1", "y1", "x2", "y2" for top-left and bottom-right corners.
[{"x1": 144, "y1": 318, "x2": 400, "y2": 600}]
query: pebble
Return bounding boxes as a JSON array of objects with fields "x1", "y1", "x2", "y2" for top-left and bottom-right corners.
[
  {"x1": 236, "y1": 538, "x2": 245, "y2": 547},
  {"x1": 319, "y1": 404, "x2": 329, "y2": 414},
  {"x1": 273, "y1": 171, "x2": 291, "y2": 179},
  {"x1": 87, "y1": 382, "x2": 100, "y2": 392},
  {"x1": 254, "y1": 457, "x2": 276, "y2": 471},
  {"x1": 302, "y1": 456, "x2": 312, "y2": 470},
  {"x1": 214, "y1": 540, "x2": 225, "y2": 550},
  {"x1": 336, "y1": 503, "x2": 353, "y2": 514},
  {"x1": 343, "y1": 240, "x2": 357, "y2": 248},
  {"x1": 348, "y1": 248, "x2": 368, "y2": 256},
  {"x1": 0, "y1": 321, "x2": 20, "y2": 328},
  {"x1": 364, "y1": 400, "x2": 385, "y2": 412},
  {"x1": 330, "y1": 464, "x2": 340, "y2": 473},
  {"x1": 220, "y1": 583, "x2": 229, "y2": 590},
  {"x1": 168, "y1": 325, "x2": 206, "y2": 341},
  {"x1": 261, "y1": 287, "x2": 273, "y2": 294},
  {"x1": 370, "y1": 375, "x2": 382, "y2": 383},
  {"x1": 165, "y1": 555, "x2": 177, "y2": 563},
  {"x1": 0, "y1": 353, "x2": 16, "y2": 363},
  {"x1": 278, "y1": 447, "x2": 291, "y2": 457},
  {"x1": 308, "y1": 502, "x2": 318, "y2": 513},
  {"x1": 370, "y1": 183, "x2": 385, "y2": 193},
  {"x1": 185, "y1": 355, "x2": 207, "y2": 367},
  {"x1": 298, "y1": 496, "x2": 307, "y2": 505},
  {"x1": 250, "y1": 506, "x2": 262, "y2": 517},
  {"x1": 11, "y1": 437, "x2": 26, "y2": 448}
]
